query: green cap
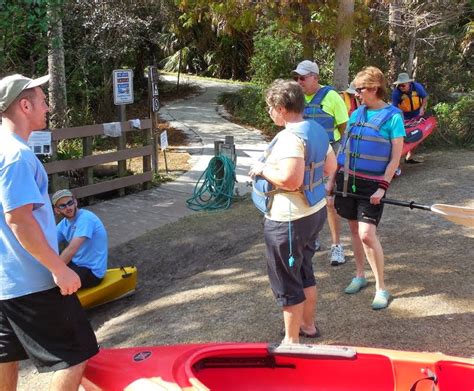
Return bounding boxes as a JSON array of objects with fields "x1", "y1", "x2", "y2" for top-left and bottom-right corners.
[
  {"x1": 0, "y1": 74, "x2": 50, "y2": 113},
  {"x1": 51, "y1": 189, "x2": 74, "y2": 206}
]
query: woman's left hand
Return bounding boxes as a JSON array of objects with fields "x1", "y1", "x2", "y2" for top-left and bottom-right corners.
[
  {"x1": 370, "y1": 188, "x2": 386, "y2": 205},
  {"x1": 249, "y1": 161, "x2": 265, "y2": 178}
]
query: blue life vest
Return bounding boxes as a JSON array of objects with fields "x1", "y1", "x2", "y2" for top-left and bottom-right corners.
[
  {"x1": 303, "y1": 86, "x2": 336, "y2": 142},
  {"x1": 337, "y1": 105, "x2": 400, "y2": 175},
  {"x1": 252, "y1": 121, "x2": 328, "y2": 214}
]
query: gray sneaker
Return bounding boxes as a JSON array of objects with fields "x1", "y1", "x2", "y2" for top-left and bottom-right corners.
[{"x1": 329, "y1": 244, "x2": 345, "y2": 266}]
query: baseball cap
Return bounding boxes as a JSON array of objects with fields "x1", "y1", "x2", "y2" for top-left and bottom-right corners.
[
  {"x1": 0, "y1": 74, "x2": 50, "y2": 113},
  {"x1": 52, "y1": 189, "x2": 74, "y2": 206},
  {"x1": 293, "y1": 60, "x2": 319, "y2": 76}
]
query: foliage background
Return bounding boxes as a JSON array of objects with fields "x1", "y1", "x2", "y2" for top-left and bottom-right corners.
[{"x1": 0, "y1": 0, "x2": 472, "y2": 145}]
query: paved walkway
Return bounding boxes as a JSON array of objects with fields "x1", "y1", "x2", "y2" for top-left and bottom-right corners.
[{"x1": 88, "y1": 76, "x2": 266, "y2": 248}]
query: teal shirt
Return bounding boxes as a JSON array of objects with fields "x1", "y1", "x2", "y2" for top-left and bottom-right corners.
[{"x1": 349, "y1": 106, "x2": 406, "y2": 140}]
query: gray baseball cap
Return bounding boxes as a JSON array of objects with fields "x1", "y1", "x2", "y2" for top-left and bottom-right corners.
[
  {"x1": 52, "y1": 189, "x2": 74, "y2": 206},
  {"x1": 293, "y1": 60, "x2": 319, "y2": 76},
  {"x1": 0, "y1": 74, "x2": 50, "y2": 113}
]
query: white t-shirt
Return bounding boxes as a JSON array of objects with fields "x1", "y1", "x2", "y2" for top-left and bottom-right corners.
[{"x1": 265, "y1": 124, "x2": 330, "y2": 222}]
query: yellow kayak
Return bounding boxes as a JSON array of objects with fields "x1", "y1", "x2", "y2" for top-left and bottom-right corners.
[{"x1": 77, "y1": 266, "x2": 137, "y2": 309}]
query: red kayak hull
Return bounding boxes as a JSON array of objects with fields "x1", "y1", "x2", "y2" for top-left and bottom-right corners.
[
  {"x1": 82, "y1": 343, "x2": 474, "y2": 391},
  {"x1": 402, "y1": 116, "x2": 437, "y2": 156}
]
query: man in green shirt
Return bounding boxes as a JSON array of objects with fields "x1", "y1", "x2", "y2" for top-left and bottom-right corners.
[{"x1": 293, "y1": 60, "x2": 349, "y2": 265}]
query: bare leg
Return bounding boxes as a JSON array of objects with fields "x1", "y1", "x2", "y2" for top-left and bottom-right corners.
[
  {"x1": 406, "y1": 150, "x2": 413, "y2": 160},
  {"x1": 282, "y1": 302, "x2": 304, "y2": 344},
  {"x1": 326, "y1": 201, "x2": 341, "y2": 245},
  {"x1": 348, "y1": 220, "x2": 366, "y2": 277},
  {"x1": 50, "y1": 360, "x2": 88, "y2": 391},
  {"x1": 301, "y1": 286, "x2": 317, "y2": 335},
  {"x1": 358, "y1": 222, "x2": 385, "y2": 291},
  {"x1": 0, "y1": 362, "x2": 19, "y2": 391}
]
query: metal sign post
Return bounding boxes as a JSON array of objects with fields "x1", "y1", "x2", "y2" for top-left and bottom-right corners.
[
  {"x1": 112, "y1": 69, "x2": 134, "y2": 196},
  {"x1": 148, "y1": 66, "x2": 160, "y2": 175}
]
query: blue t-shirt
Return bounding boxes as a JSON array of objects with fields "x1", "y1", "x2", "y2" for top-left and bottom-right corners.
[
  {"x1": 348, "y1": 106, "x2": 406, "y2": 140},
  {"x1": 391, "y1": 82, "x2": 428, "y2": 119},
  {"x1": 0, "y1": 132, "x2": 56, "y2": 299},
  {"x1": 57, "y1": 209, "x2": 108, "y2": 278}
]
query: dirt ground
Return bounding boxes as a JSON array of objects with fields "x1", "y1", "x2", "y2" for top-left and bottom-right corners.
[{"x1": 18, "y1": 148, "x2": 473, "y2": 389}]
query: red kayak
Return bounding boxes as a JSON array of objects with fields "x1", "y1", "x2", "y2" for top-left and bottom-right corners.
[
  {"x1": 82, "y1": 342, "x2": 473, "y2": 390},
  {"x1": 402, "y1": 116, "x2": 437, "y2": 156}
]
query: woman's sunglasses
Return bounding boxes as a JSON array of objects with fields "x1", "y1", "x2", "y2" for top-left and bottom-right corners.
[
  {"x1": 355, "y1": 87, "x2": 368, "y2": 94},
  {"x1": 56, "y1": 199, "x2": 75, "y2": 210}
]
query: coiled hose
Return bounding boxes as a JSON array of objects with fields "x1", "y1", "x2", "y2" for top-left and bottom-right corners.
[{"x1": 186, "y1": 155, "x2": 237, "y2": 211}]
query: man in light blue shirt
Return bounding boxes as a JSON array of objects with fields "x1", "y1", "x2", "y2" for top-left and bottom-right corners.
[
  {"x1": 0, "y1": 73, "x2": 98, "y2": 389},
  {"x1": 52, "y1": 189, "x2": 108, "y2": 289}
]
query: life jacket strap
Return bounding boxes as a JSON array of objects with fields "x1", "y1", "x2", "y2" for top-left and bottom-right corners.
[
  {"x1": 349, "y1": 134, "x2": 391, "y2": 143},
  {"x1": 349, "y1": 152, "x2": 389, "y2": 162}
]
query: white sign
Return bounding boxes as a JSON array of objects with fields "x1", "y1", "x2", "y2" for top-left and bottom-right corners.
[
  {"x1": 160, "y1": 131, "x2": 168, "y2": 150},
  {"x1": 113, "y1": 69, "x2": 134, "y2": 105},
  {"x1": 28, "y1": 131, "x2": 52, "y2": 155}
]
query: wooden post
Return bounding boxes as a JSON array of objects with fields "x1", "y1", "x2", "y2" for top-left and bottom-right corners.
[
  {"x1": 117, "y1": 105, "x2": 127, "y2": 197},
  {"x1": 82, "y1": 136, "x2": 94, "y2": 205}
]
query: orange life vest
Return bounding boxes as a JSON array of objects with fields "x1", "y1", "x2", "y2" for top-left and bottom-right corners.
[
  {"x1": 398, "y1": 90, "x2": 423, "y2": 113},
  {"x1": 340, "y1": 91, "x2": 359, "y2": 115}
]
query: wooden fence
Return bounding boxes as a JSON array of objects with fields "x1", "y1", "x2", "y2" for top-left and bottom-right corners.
[{"x1": 45, "y1": 118, "x2": 154, "y2": 199}]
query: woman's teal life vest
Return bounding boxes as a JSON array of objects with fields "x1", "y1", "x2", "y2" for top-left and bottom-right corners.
[
  {"x1": 337, "y1": 104, "x2": 400, "y2": 176},
  {"x1": 252, "y1": 120, "x2": 329, "y2": 214},
  {"x1": 303, "y1": 86, "x2": 336, "y2": 142}
]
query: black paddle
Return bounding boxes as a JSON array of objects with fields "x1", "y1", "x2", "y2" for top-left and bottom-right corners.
[{"x1": 333, "y1": 191, "x2": 474, "y2": 227}]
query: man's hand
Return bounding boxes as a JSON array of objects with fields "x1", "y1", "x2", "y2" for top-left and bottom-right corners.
[{"x1": 52, "y1": 266, "x2": 81, "y2": 295}]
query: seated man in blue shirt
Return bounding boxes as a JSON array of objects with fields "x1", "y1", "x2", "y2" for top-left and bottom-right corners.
[
  {"x1": 392, "y1": 72, "x2": 429, "y2": 164},
  {"x1": 52, "y1": 189, "x2": 108, "y2": 288}
]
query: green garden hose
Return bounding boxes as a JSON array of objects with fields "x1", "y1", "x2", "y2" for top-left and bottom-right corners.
[{"x1": 186, "y1": 155, "x2": 237, "y2": 211}]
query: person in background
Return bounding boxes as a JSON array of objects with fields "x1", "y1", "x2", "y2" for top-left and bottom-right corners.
[
  {"x1": 292, "y1": 60, "x2": 349, "y2": 266},
  {"x1": 0, "y1": 74, "x2": 98, "y2": 390},
  {"x1": 53, "y1": 189, "x2": 108, "y2": 289},
  {"x1": 331, "y1": 66, "x2": 405, "y2": 310},
  {"x1": 250, "y1": 79, "x2": 337, "y2": 343},
  {"x1": 340, "y1": 82, "x2": 360, "y2": 116},
  {"x1": 391, "y1": 72, "x2": 428, "y2": 164}
]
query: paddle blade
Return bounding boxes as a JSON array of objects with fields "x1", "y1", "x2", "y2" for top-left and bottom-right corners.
[{"x1": 431, "y1": 204, "x2": 474, "y2": 228}]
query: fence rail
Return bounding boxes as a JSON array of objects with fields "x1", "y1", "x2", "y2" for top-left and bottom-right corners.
[{"x1": 47, "y1": 118, "x2": 154, "y2": 200}]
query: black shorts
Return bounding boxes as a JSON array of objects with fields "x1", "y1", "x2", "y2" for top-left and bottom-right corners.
[
  {"x1": 0, "y1": 287, "x2": 99, "y2": 372},
  {"x1": 264, "y1": 208, "x2": 327, "y2": 307},
  {"x1": 334, "y1": 172, "x2": 384, "y2": 226},
  {"x1": 69, "y1": 262, "x2": 103, "y2": 289}
]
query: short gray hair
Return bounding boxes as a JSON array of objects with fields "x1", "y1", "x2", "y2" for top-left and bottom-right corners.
[{"x1": 265, "y1": 79, "x2": 305, "y2": 114}]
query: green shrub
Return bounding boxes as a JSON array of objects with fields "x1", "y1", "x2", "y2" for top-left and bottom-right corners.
[
  {"x1": 218, "y1": 85, "x2": 280, "y2": 137},
  {"x1": 249, "y1": 31, "x2": 303, "y2": 85},
  {"x1": 431, "y1": 95, "x2": 474, "y2": 147}
]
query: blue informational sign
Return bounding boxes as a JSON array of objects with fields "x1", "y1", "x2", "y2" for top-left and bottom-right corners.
[{"x1": 113, "y1": 69, "x2": 134, "y2": 105}]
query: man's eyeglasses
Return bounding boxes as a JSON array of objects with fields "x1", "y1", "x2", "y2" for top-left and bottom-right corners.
[
  {"x1": 56, "y1": 199, "x2": 75, "y2": 210},
  {"x1": 293, "y1": 74, "x2": 313, "y2": 82},
  {"x1": 355, "y1": 87, "x2": 368, "y2": 94}
]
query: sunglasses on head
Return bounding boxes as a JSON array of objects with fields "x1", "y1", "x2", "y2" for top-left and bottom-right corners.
[{"x1": 56, "y1": 199, "x2": 75, "y2": 210}]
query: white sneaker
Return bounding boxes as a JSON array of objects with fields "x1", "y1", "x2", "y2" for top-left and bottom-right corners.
[
  {"x1": 329, "y1": 244, "x2": 346, "y2": 266},
  {"x1": 314, "y1": 238, "x2": 321, "y2": 252}
]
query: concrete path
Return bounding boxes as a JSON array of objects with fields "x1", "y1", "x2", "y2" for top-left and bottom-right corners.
[{"x1": 88, "y1": 75, "x2": 266, "y2": 248}]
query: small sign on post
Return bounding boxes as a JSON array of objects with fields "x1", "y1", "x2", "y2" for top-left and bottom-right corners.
[
  {"x1": 113, "y1": 70, "x2": 134, "y2": 105},
  {"x1": 160, "y1": 130, "x2": 169, "y2": 173},
  {"x1": 28, "y1": 130, "x2": 52, "y2": 155}
]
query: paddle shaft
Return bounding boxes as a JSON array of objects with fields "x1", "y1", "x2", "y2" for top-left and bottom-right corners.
[{"x1": 333, "y1": 191, "x2": 432, "y2": 211}]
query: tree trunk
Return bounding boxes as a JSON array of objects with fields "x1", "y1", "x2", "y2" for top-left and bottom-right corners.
[
  {"x1": 47, "y1": 1, "x2": 68, "y2": 128},
  {"x1": 388, "y1": 0, "x2": 403, "y2": 82},
  {"x1": 333, "y1": 0, "x2": 354, "y2": 90},
  {"x1": 406, "y1": 31, "x2": 417, "y2": 77},
  {"x1": 300, "y1": 3, "x2": 314, "y2": 59}
]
